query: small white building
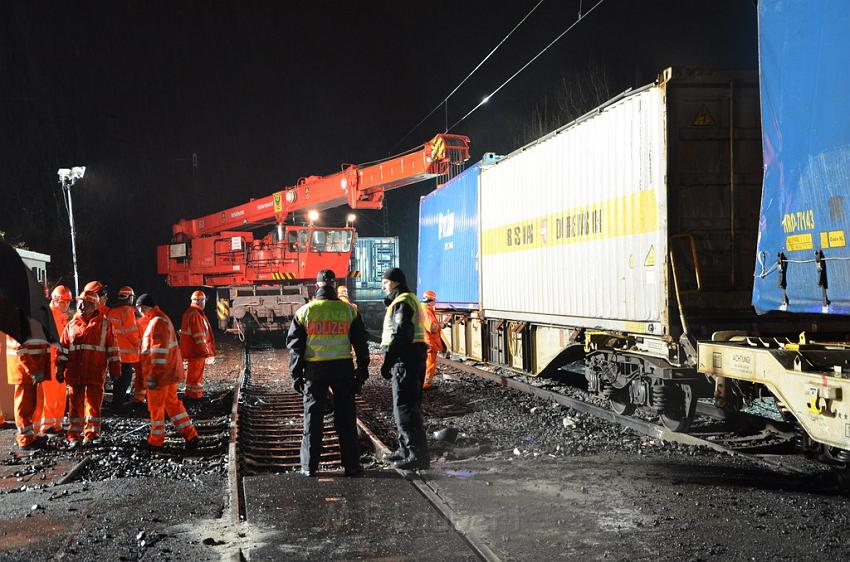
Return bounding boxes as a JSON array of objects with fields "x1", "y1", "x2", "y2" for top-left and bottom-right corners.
[{"x1": 15, "y1": 248, "x2": 51, "y2": 284}]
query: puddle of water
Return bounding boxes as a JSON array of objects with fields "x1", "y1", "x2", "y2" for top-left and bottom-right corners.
[{"x1": 444, "y1": 469, "x2": 475, "y2": 479}]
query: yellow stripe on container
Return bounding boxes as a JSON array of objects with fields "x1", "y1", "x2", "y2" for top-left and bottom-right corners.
[{"x1": 481, "y1": 189, "x2": 658, "y2": 256}]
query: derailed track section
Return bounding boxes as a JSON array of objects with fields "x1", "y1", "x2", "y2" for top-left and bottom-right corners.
[{"x1": 438, "y1": 356, "x2": 819, "y2": 475}]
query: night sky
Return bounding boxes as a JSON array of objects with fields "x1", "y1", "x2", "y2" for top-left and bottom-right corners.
[{"x1": 1, "y1": 0, "x2": 757, "y2": 318}]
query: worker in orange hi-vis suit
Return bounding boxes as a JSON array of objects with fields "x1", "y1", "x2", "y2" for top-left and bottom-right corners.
[
  {"x1": 136, "y1": 293, "x2": 199, "y2": 450},
  {"x1": 56, "y1": 290, "x2": 121, "y2": 447},
  {"x1": 420, "y1": 290, "x2": 444, "y2": 390},
  {"x1": 106, "y1": 286, "x2": 141, "y2": 413},
  {"x1": 131, "y1": 309, "x2": 151, "y2": 405},
  {"x1": 337, "y1": 286, "x2": 358, "y2": 312},
  {"x1": 38, "y1": 285, "x2": 72, "y2": 434},
  {"x1": 5, "y1": 322, "x2": 51, "y2": 449},
  {"x1": 179, "y1": 290, "x2": 216, "y2": 400}
]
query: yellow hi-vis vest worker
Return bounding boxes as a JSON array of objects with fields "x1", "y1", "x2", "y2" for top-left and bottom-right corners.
[
  {"x1": 381, "y1": 292, "x2": 426, "y2": 347},
  {"x1": 294, "y1": 299, "x2": 357, "y2": 362}
]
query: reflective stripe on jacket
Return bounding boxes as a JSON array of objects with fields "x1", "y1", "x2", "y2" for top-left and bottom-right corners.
[
  {"x1": 180, "y1": 305, "x2": 216, "y2": 359},
  {"x1": 294, "y1": 299, "x2": 356, "y2": 362},
  {"x1": 57, "y1": 312, "x2": 120, "y2": 385},
  {"x1": 106, "y1": 305, "x2": 141, "y2": 363},
  {"x1": 5, "y1": 335, "x2": 51, "y2": 385},
  {"x1": 381, "y1": 292, "x2": 426, "y2": 347},
  {"x1": 141, "y1": 307, "x2": 185, "y2": 386}
]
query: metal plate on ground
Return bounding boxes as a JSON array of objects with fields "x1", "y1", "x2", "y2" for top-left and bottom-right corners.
[{"x1": 243, "y1": 473, "x2": 477, "y2": 561}]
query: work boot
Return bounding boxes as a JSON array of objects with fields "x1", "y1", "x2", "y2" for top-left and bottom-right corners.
[
  {"x1": 393, "y1": 456, "x2": 430, "y2": 471},
  {"x1": 184, "y1": 437, "x2": 200, "y2": 452},
  {"x1": 384, "y1": 448, "x2": 406, "y2": 463},
  {"x1": 300, "y1": 468, "x2": 316, "y2": 477},
  {"x1": 344, "y1": 465, "x2": 364, "y2": 477},
  {"x1": 20, "y1": 436, "x2": 47, "y2": 451}
]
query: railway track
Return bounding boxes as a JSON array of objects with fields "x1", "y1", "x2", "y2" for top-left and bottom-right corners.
[
  {"x1": 226, "y1": 338, "x2": 501, "y2": 561},
  {"x1": 437, "y1": 356, "x2": 824, "y2": 476}
]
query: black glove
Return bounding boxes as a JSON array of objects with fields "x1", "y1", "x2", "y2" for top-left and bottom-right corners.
[
  {"x1": 380, "y1": 363, "x2": 392, "y2": 380},
  {"x1": 293, "y1": 378, "x2": 305, "y2": 395},
  {"x1": 55, "y1": 369, "x2": 65, "y2": 384}
]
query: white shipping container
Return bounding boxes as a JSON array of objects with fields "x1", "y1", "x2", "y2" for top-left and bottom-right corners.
[{"x1": 480, "y1": 86, "x2": 668, "y2": 335}]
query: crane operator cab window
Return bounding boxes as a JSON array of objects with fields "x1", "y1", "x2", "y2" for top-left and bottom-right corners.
[{"x1": 310, "y1": 229, "x2": 352, "y2": 253}]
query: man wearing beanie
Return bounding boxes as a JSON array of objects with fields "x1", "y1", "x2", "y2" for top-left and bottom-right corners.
[
  {"x1": 379, "y1": 267, "x2": 430, "y2": 470},
  {"x1": 287, "y1": 269, "x2": 370, "y2": 476}
]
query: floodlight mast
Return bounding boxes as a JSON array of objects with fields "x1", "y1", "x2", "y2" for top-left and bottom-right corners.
[{"x1": 57, "y1": 166, "x2": 86, "y2": 297}]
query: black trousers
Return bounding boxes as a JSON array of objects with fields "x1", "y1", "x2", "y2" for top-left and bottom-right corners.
[
  {"x1": 301, "y1": 362, "x2": 360, "y2": 473},
  {"x1": 111, "y1": 362, "x2": 134, "y2": 407},
  {"x1": 390, "y1": 344, "x2": 429, "y2": 461}
]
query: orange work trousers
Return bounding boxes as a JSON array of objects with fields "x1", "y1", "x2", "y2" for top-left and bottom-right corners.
[
  {"x1": 13, "y1": 383, "x2": 39, "y2": 447},
  {"x1": 131, "y1": 364, "x2": 146, "y2": 403},
  {"x1": 184, "y1": 358, "x2": 206, "y2": 399},
  {"x1": 38, "y1": 377, "x2": 66, "y2": 432},
  {"x1": 423, "y1": 348, "x2": 438, "y2": 390},
  {"x1": 147, "y1": 383, "x2": 198, "y2": 446},
  {"x1": 67, "y1": 384, "x2": 104, "y2": 441}
]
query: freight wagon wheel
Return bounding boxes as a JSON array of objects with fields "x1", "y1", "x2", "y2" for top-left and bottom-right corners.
[
  {"x1": 610, "y1": 389, "x2": 636, "y2": 416},
  {"x1": 659, "y1": 384, "x2": 695, "y2": 432}
]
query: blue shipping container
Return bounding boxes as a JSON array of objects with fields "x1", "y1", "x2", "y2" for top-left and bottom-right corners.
[
  {"x1": 417, "y1": 163, "x2": 480, "y2": 309},
  {"x1": 753, "y1": 0, "x2": 850, "y2": 315}
]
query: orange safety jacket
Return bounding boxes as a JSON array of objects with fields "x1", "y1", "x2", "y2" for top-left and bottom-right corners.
[
  {"x1": 421, "y1": 304, "x2": 445, "y2": 352},
  {"x1": 141, "y1": 306, "x2": 185, "y2": 386},
  {"x1": 57, "y1": 312, "x2": 121, "y2": 385},
  {"x1": 5, "y1": 335, "x2": 51, "y2": 385},
  {"x1": 179, "y1": 304, "x2": 215, "y2": 359},
  {"x1": 106, "y1": 305, "x2": 141, "y2": 363},
  {"x1": 50, "y1": 303, "x2": 70, "y2": 364}
]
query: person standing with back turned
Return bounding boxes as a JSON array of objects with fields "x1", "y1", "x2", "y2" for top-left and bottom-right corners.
[
  {"x1": 380, "y1": 267, "x2": 430, "y2": 470},
  {"x1": 180, "y1": 290, "x2": 216, "y2": 400},
  {"x1": 287, "y1": 270, "x2": 370, "y2": 476}
]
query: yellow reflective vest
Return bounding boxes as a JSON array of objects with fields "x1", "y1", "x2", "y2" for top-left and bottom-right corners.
[
  {"x1": 381, "y1": 292, "x2": 426, "y2": 347},
  {"x1": 294, "y1": 299, "x2": 357, "y2": 362}
]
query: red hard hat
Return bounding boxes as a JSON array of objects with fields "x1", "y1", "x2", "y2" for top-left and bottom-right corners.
[
  {"x1": 76, "y1": 290, "x2": 99, "y2": 304},
  {"x1": 51, "y1": 285, "x2": 72, "y2": 302},
  {"x1": 423, "y1": 290, "x2": 437, "y2": 301},
  {"x1": 84, "y1": 280, "x2": 105, "y2": 294},
  {"x1": 191, "y1": 290, "x2": 206, "y2": 301},
  {"x1": 118, "y1": 286, "x2": 135, "y2": 298}
]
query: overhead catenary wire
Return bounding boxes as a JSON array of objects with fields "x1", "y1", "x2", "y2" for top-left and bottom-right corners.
[
  {"x1": 448, "y1": 0, "x2": 607, "y2": 132},
  {"x1": 391, "y1": 0, "x2": 546, "y2": 152}
]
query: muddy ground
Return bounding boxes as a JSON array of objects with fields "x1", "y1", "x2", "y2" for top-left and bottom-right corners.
[{"x1": 3, "y1": 336, "x2": 850, "y2": 561}]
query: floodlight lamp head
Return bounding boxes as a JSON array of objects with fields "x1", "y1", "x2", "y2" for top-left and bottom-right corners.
[
  {"x1": 71, "y1": 166, "x2": 86, "y2": 180},
  {"x1": 307, "y1": 210, "x2": 319, "y2": 224}
]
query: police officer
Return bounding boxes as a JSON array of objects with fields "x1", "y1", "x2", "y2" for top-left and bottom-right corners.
[
  {"x1": 287, "y1": 269, "x2": 370, "y2": 477},
  {"x1": 380, "y1": 267, "x2": 430, "y2": 470}
]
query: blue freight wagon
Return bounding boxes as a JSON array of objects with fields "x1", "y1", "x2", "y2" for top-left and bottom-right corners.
[
  {"x1": 752, "y1": 0, "x2": 850, "y2": 315},
  {"x1": 417, "y1": 162, "x2": 481, "y2": 310}
]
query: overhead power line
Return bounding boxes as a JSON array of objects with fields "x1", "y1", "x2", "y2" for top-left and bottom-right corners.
[
  {"x1": 448, "y1": 0, "x2": 607, "y2": 132},
  {"x1": 391, "y1": 0, "x2": 546, "y2": 152}
]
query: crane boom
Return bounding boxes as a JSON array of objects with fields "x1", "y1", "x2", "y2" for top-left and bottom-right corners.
[
  {"x1": 173, "y1": 134, "x2": 470, "y2": 239},
  {"x1": 157, "y1": 133, "x2": 469, "y2": 335}
]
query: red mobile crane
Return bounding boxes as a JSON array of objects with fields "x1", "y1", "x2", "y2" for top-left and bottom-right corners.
[{"x1": 157, "y1": 134, "x2": 470, "y2": 334}]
